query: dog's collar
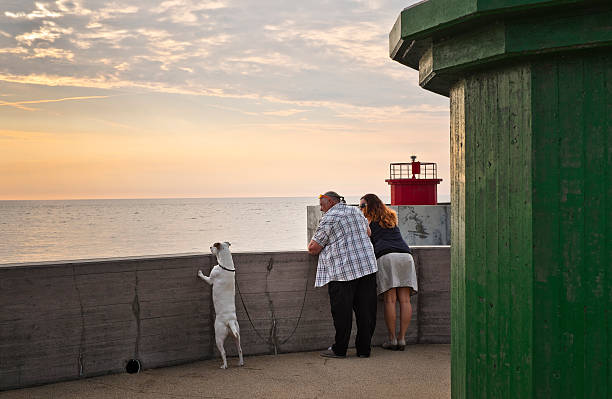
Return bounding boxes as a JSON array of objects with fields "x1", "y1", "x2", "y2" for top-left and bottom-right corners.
[{"x1": 218, "y1": 264, "x2": 235, "y2": 272}]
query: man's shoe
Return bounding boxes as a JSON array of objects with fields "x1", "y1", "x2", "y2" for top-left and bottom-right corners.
[
  {"x1": 320, "y1": 348, "x2": 346, "y2": 358},
  {"x1": 356, "y1": 353, "x2": 370, "y2": 358}
]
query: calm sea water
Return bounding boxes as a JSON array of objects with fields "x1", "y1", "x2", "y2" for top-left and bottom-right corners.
[{"x1": 0, "y1": 196, "x2": 369, "y2": 265}]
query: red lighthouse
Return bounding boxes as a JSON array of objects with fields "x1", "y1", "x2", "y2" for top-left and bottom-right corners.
[{"x1": 385, "y1": 156, "x2": 442, "y2": 205}]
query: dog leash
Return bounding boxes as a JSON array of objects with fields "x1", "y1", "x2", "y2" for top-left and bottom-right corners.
[
  {"x1": 233, "y1": 259, "x2": 309, "y2": 348},
  {"x1": 279, "y1": 277, "x2": 308, "y2": 345},
  {"x1": 234, "y1": 276, "x2": 268, "y2": 342}
]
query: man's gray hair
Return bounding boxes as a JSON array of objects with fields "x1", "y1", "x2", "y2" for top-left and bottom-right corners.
[{"x1": 324, "y1": 191, "x2": 346, "y2": 204}]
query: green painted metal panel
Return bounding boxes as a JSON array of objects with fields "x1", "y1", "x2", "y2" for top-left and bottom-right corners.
[
  {"x1": 450, "y1": 53, "x2": 612, "y2": 399},
  {"x1": 504, "y1": 65, "x2": 533, "y2": 399},
  {"x1": 607, "y1": 56, "x2": 612, "y2": 399},
  {"x1": 531, "y1": 58, "x2": 562, "y2": 398},
  {"x1": 496, "y1": 67, "x2": 511, "y2": 399},
  {"x1": 399, "y1": 0, "x2": 477, "y2": 40},
  {"x1": 581, "y1": 53, "x2": 608, "y2": 399},
  {"x1": 479, "y1": 0, "x2": 558, "y2": 8},
  {"x1": 418, "y1": 11, "x2": 612, "y2": 92},
  {"x1": 451, "y1": 64, "x2": 534, "y2": 398},
  {"x1": 483, "y1": 72, "x2": 500, "y2": 399},
  {"x1": 450, "y1": 80, "x2": 467, "y2": 399},
  {"x1": 432, "y1": 23, "x2": 506, "y2": 72},
  {"x1": 505, "y1": 10, "x2": 612, "y2": 54},
  {"x1": 465, "y1": 70, "x2": 483, "y2": 398},
  {"x1": 531, "y1": 51, "x2": 612, "y2": 398},
  {"x1": 558, "y1": 55, "x2": 586, "y2": 399},
  {"x1": 397, "y1": 0, "x2": 580, "y2": 41}
]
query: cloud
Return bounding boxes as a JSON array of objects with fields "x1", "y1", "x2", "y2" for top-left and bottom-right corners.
[
  {"x1": 0, "y1": 72, "x2": 248, "y2": 98},
  {"x1": 0, "y1": 47, "x2": 28, "y2": 55},
  {"x1": 15, "y1": 21, "x2": 73, "y2": 46},
  {"x1": 0, "y1": 1, "x2": 444, "y2": 119},
  {"x1": 262, "y1": 109, "x2": 307, "y2": 117},
  {"x1": 150, "y1": 38, "x2": 191, "y2": 56},
  {"x1": 196, "y1": 34, "x2": 232, "y2": 46},
  {"x1": 0, "y1": 100, "x2": 36, "y2": 111},
  {"x1": 4, "y1": 2, "x2": 63, "y2": 19},
  {"x1": 75, "y1": 26, "x2": 133, "y2": 44},
  {"x1": 256, "y1": 97, "x2": 447, "y2": 123},
  {"x1": 114, "y1": 62, "x2": 129, "y2": 71},
  {"x1": 88, "y1": 2, "x2": 138, "y2": 23},
  {"x1": 0, "y1": 129, "x2": 58, "y2": 140},
  {"x1": 0, "y1": 95, "x2": 111, "y2": 111},
  {"x1": 71, "y1": 39, "x2": 91, "y2": 49},
  {"x1": 152, "y1": 0, "x2": 228, "y2": 25},
  {"x1": 135, "y1": 28, "x2": 171, "y2": 41},
  {"x1": 0, "y1": 67, "x2": 445, "y2": 125},
  {"x1": 264, "y1": 20, "x2": 388, "y2": 71},
  {"x1": 222, "y1": 51, "x2": 319, "y2": 76},
  {"x1": 353, "y1": 0, "x2": 386, "y2": 10},
  {"x1": 56, "y1": 0, "x2": 91, "y2": 15},
  {"x1": 27, "y1": 47, "x2": 75, "y2": 60},
  {"x1": 153, "y1": 0, "x2": 228, "y2": 13}
]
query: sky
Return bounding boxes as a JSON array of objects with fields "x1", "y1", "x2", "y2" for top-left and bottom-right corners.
[{"x1": 0, "y1": 0, "x2": 449, "y2": 200}]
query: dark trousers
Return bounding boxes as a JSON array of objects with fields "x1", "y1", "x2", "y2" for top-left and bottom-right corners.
[{"x1": 328, "y1": 272, "x2": 377, "y2": 356}]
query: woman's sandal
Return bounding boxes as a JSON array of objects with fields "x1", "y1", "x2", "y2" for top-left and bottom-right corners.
[
  {"x1": 382, "y1": 338, "x2": 398, "y2": 350},
  {"x1": 397, "y1": 339, "x2": 406, "y2": 351}
]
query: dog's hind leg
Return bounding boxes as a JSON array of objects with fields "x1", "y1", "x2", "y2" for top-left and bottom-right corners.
[
  {"x1": 235, "y1": 334, "x2": 244, "y2": 366},
  {"x1": 216, "y1": 335, "x2": 228, "y2": 369},
  {"x1": 229, "y1": 320, "x2": 244, "y2": 366},
  {"x1": 215, "y1": 320, "x2": 229, "y2": 369}
]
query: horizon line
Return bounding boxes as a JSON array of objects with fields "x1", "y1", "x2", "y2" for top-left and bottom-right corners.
[{"x1": 0, "y1": 194, "x2": 392, "y2": 201}]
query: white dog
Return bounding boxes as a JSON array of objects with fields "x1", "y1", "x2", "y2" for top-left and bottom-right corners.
[{"x1": 197, "y1": 242, "x2": 244, "y2": 369}]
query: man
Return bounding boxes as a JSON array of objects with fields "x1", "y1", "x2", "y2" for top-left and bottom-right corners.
[{"x1": 308, "y1": 191, "x2": 378, "y2": 358}]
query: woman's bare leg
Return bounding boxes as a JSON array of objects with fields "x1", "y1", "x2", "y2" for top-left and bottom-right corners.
[
  {"x1": 397, "y1": 287, "x2": 413, "y2": 342},
  {"x1": 383, "y1": 288, "x2": 397, "y2": 340}
]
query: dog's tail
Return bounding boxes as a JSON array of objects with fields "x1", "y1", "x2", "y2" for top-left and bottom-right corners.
[{"x1": 228, "y1": 319, "x2": 240, "y2": 339}]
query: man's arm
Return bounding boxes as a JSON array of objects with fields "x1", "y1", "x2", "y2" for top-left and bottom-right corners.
[
  {"x1": 308, "y1": 239, "x2": 323, "y2": 255},
  {"x1": 309, "y1": 213, "x2": 331, "y2": 255}
]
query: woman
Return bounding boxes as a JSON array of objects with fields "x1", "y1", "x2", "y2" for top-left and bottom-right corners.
[{"x1": 360, "y1": 193, "x2": 418, "y2": 350}]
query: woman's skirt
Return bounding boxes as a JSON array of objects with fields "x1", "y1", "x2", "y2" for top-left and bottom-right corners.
[{"x1": 376, "y1": 252, "x2": 418, "y2": 296}]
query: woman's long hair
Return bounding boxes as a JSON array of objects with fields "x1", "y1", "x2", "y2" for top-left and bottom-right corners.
[{"x1": 360, "y1": 193, "x2": 397, "y2": 228}]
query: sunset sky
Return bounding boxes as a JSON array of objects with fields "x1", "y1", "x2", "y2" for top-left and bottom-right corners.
[{"x1": 0, "y1": 0, "x2": 449, "y2": 200}]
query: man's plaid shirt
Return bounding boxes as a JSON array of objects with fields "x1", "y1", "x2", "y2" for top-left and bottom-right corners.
[{"x1": 312, "y1": 203, "x2": 377, "y2": 287}]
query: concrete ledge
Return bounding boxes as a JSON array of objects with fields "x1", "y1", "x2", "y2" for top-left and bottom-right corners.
[{"x1": 0, "y1": 247, "x2": 450, "y2": 391}]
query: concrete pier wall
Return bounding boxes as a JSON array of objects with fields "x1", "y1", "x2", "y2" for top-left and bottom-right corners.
[
  {"x1": 0, "y1": 247, "x2": 449, "y2": 391},
  {"x1": 307, "y1": 205, "x2": 451, "y2": 246}
]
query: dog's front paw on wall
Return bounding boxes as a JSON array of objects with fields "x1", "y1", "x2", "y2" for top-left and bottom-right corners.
[{"x1": 197, "y1": 270, "x2": 205, "y2": 279}]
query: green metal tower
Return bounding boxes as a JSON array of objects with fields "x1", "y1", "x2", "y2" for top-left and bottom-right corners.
[{"x1": 390, "y1": 1, "x2": 612, "y2": 397}]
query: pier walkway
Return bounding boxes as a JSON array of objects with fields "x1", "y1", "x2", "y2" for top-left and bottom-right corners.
[{"x1": 0, "y1": 344, "x2": 450, "y2": 399}]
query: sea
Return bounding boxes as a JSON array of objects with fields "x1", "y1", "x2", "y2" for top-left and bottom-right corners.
[{"x1": 0, "y1": 196, "x2": 375, "y2": 265}]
